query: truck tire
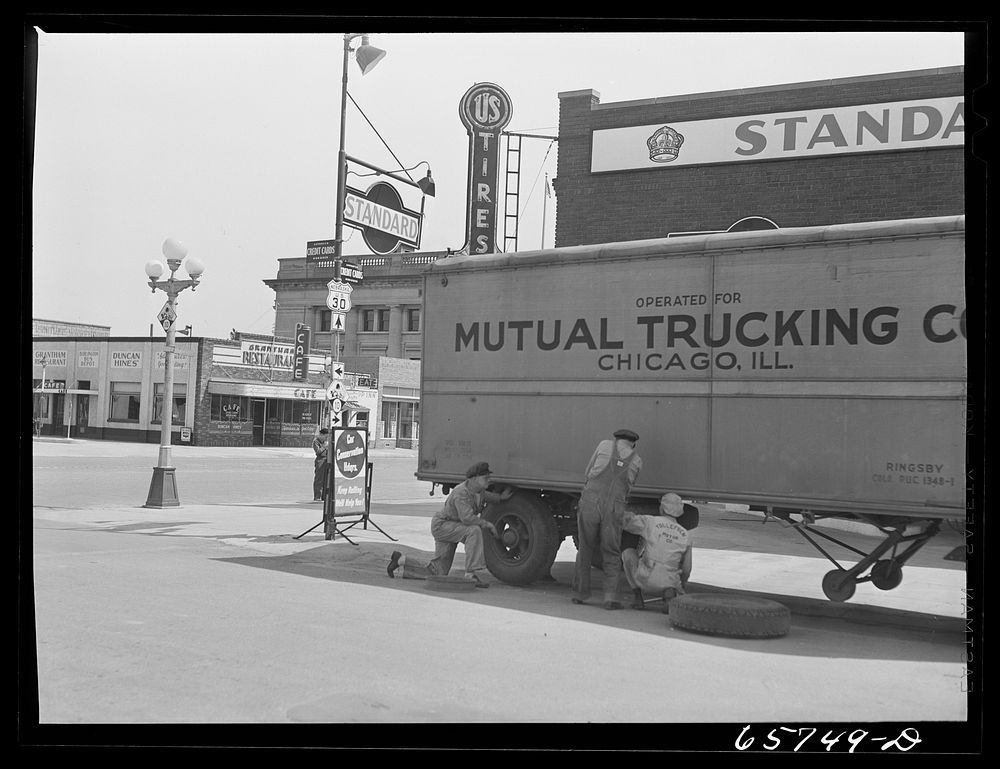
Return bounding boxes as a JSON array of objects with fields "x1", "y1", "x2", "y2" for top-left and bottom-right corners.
[
  {"x1": 668, "y1": 593, "x2": 791, "y2": 638},
  {"x1": 484, "y1": 491, "x2": 561, "y2": 585}
]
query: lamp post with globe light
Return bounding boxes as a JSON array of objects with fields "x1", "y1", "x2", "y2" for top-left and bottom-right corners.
[{"x1": 143, "y1": 238, "x2": 205, "y2": 508}]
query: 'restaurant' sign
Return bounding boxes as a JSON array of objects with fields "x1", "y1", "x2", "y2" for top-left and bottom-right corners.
[
  {"x1": 459, "y1": 82, "x2": 513, "y2": 254},
  {"x1": 591, "y1": 96, "x2": 964, "y2": 173},
  {"x1": 343, "y1": 181, "x2": 422, "y2": 255}
]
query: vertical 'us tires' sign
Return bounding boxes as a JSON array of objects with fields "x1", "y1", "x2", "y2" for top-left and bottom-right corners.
[{"x1": 459, "y1": 82, "x2": 513, "y2": 254}]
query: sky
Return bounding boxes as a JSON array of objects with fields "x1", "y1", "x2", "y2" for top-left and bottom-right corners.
[{"x1": 28, "y1": 25, "x2": 968, "y2": 339}]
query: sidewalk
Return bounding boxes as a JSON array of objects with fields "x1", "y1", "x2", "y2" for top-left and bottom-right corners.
[{"x1": 31, "y1": 496, "x2": 967, "y2": 629}]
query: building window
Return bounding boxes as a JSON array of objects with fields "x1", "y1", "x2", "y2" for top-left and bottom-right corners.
[
  {"x1": 211, "y1": 394, "x2": 248, "y2": 422},
  {"x1": 380, "y1": 400, "x2": 419, "y2": 444},
  {"x1": 406, "y1": 308, "x2": 420, "y2": 332},
  {"x1": 319, "y1": 310, "x2": 331, "y2": 332},
  {"x1": 152, "y1": 383, "x2": 187, "y2": 424},
  {"x1": 109, "y1": 381, "x2": 141, "y2": 422},
  {"x1": 362, "y1": 308, "x2": 389, "y2": 332}
]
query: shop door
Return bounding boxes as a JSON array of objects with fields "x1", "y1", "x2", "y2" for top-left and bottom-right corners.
[
  {"x1": 76, "y1": 396, "x2": 90, "y2": 436},
  {"x1": 52, "y1": 394, "x2": 65, "y2": 430},
  {"x1": 251, "y1": 399, "x2": 265, "y2": 446}
]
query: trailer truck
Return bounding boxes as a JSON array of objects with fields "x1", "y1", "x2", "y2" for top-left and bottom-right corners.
[{"x1": 416, "y1": 216, "x2": 967, "y2": 601}]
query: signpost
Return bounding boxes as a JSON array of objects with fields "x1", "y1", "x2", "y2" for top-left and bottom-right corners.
[{"x1": 157, "y1": 301, "x2": 177, "y2": 332}]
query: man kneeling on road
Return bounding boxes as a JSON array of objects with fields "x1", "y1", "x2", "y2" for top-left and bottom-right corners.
[
  {"x1": 622, "y1": 492, "x2": 693, "y2": 613},
  {"x1": 387, "y1": 461, "x2": 512, "y2": 588}
]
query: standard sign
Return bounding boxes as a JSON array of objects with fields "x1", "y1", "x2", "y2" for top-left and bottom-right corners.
[
  {"x1": 591, "y1": 95, "x2": 964, "y2": 173},
  {"x1": 343, "y1": 181, "x2": 422, "y2": 254}
]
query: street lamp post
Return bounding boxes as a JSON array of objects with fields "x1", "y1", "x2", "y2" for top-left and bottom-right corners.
[
  {"x1": 143, "y1": 238, "x2": 205, "y2": 508},
  {"x1": 334, "y1": 32, "x2": 386, "y2": 260}
]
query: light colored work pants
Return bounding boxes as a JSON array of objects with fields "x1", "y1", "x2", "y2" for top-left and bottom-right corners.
[{"x1": 428, "y1": 519, "x2": 487, "y2": 576}]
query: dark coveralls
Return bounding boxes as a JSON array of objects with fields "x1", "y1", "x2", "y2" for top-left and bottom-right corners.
[
  {"x1": 312, "y1": 435, "x2": 328, "y2": 500},
  {"x1": 572, "y1": 441, "x2": 640, "y2": 604}
]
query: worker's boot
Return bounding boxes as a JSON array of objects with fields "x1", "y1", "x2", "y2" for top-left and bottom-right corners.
[{"x1": 631, "y1": 588, "x2": 645, "y2": 610}]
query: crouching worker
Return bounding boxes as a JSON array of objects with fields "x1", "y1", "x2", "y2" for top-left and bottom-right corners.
[
  {"x1": 387, "y1": 461, "x2": 512, "y2": 588},
  {"x1": 622, "y1": 492, "x2": 693, "y2": 613}
]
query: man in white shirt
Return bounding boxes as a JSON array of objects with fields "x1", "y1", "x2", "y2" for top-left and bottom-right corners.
[{"x1": 622, "y1": 492, "x2": 693, "y2": 613}]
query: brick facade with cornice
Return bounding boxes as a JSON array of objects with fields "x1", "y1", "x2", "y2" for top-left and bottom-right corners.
[{"x1": 554, "y1": 68, "x2": 965, "y2": 247}]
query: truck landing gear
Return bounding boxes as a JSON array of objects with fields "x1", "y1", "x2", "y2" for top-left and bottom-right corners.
[
  {"x1": 776, "y1": 514, "x2": 942, "y2": 602},
  {"x1": 821, "y1": 569, "x2": 857, "y2": 602}
]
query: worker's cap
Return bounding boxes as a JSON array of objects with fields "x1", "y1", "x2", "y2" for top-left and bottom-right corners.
[
  {"x1": 465, "y1": 461, "x2": 492, "y2": 478},
  {"x1": 659, "y1": 492, "x2": 684, "y2": 517},
  {"x1": 613, "y1": 429, "x2": 639, "y2": 443}
]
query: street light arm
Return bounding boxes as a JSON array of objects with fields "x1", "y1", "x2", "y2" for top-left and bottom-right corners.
[
  {"x1": 345, "y1": 155, "x2": 435, "y2": 196},
  {"x1": 148, "y1": 278, "x2": 201, "y2": 295}
]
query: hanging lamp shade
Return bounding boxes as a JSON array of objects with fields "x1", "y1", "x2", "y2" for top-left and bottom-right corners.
[
  {"x1": 417, "y1": 168, "x2": 436, "y2": 197},
  {"x1": 355, "y1": 36, "x2": 387, "y2": 75}
]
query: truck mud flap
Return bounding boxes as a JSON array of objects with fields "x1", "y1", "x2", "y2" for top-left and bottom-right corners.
[{"x1": 669, "y1": 593, "x2": 791, "y2": 638}]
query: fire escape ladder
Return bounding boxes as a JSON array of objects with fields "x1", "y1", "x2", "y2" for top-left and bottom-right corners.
[{"x1": 503, "y1": 133, "x2": 522, "y2": 253}]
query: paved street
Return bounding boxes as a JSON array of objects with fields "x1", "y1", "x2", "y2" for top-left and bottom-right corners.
[{"x1": 25, "y1": 438, "x2": 974, "y2": 748}]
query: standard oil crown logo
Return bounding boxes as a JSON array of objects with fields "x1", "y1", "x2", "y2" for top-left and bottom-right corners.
[{"x1": 647, "y1": 125, "x2": 684, "y2": 162}]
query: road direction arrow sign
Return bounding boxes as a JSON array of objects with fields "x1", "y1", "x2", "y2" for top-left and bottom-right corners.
[
  {"x1": 331, "y1": 363, "x2": 344, "y2": 379},
  {"x1": 331, "y1": 313, "x2": 346, "y2": 331}
]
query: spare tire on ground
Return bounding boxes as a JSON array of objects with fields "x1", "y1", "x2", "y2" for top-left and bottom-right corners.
[{"x1": 668, "y1": 593, "x2": 791, "y2": 638}]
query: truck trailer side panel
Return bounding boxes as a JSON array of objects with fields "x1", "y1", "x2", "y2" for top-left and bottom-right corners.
[{"x1": 418, "y1": 217, "x2": 966, "y2": 521}]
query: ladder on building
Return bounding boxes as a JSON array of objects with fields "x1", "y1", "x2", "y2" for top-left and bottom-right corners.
[{"x1": 503, "y1": 133, "x2": 522, "y2": 253}]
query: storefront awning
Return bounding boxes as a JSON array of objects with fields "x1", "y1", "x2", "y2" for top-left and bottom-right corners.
[{"x1": 208, "y1": 380, "x2": 329, "y2": 401}]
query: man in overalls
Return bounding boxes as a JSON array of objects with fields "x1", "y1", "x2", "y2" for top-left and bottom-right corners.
[{"x1": 572, "y1": 429, "x2": 643, "y2": 610}]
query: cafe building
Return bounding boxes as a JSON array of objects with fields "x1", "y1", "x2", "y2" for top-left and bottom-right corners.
[{"x1": 31, "y1": 328, "x2": 378, "y2": 447}]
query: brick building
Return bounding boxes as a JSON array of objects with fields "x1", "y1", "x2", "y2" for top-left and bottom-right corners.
[
  {"x1": 31, "y1": 331, "x2": 379, "y2": 447},
  {"x1": 553, "y1": 67, "x2": 964, "y2": 245}
]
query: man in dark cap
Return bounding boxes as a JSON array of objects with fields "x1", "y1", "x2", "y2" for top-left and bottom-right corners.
[
  {"x1": 572, "y1": 428, "x2": 643, "y2": 609},
  {"x1": 388, "y1": 460, "x2": 512, "y2": 587},
  {"x1": 311, "y1": 428, "x2": 330, "y2": 501}
]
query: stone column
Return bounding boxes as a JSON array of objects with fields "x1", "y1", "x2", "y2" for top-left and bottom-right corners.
[{"x1": 387, "y1": 304, "x2": 403, "y2": 358}]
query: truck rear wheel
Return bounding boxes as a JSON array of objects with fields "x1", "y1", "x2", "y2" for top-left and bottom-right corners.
[
  {"x1": 484, "y1": 492, "x2": 560, "y2": 585},
  {"x1": 669, "y1": 593, "x2": 791, "y2": 638}
]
